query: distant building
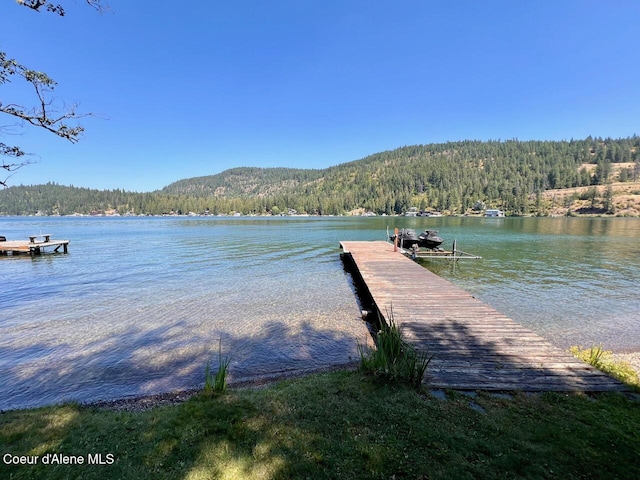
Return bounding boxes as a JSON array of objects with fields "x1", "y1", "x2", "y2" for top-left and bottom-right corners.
[{"x1": 484, "y1": 209, "x2": 505, "y2": 217}]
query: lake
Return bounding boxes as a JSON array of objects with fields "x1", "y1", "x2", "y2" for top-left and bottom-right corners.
[{"x1": 1, "y1": 216, "x2": 639, "y2": 410}]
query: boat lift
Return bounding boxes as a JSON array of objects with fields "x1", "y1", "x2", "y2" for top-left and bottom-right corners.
[{"x1": 386, "y1": 227, "x2": 481, "y2": 261}]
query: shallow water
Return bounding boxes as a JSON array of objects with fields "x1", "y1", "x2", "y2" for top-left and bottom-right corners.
[
  {"x1": 1, "y1": 216, "x2": 639, "y2": 410},
  {"x1": 0, "y1": 217, "x2": 368, "y2": 410}
]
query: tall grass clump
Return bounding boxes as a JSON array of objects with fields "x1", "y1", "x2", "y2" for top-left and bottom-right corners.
[
  {"x1": 205, "y1": 338, "x2": 231, "y2": 395},
  {"x1": 359, "y1": 308, "x2": 432, "y2": 388},
  {"x1": 570, "y1": 344, "x2": 640, "y2": 390}
]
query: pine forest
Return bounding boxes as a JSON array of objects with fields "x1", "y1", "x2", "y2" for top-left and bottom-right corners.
[{"x1": 1, "y1": 137, "x2": 639, "y2": 217}]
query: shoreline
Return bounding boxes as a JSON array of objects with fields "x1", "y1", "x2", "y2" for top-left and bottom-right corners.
[
  {"x1": 85, "y1": 363, "x2": 360, "y2": 412},
  {"x1": 72, "y1": 353, "x2": 640, "y2": 413},
  {"x1": 2, "y1": 353, "x2": 638, "y2": 414}
]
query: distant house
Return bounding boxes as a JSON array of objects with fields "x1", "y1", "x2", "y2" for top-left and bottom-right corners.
[
  {"x1": 484, "y1": 209, "x2": 505, "y2": 217},
  {"x1": 404, "y1": 207, "x2": 419, "y2": 216}
]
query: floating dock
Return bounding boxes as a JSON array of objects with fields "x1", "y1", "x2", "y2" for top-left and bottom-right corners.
[
  {"x1": 340, "y1": 241, "x2": 627, "y2": 392},
  {"x1": 0, "y1": 234, "x2": 69, "y2": 256}
]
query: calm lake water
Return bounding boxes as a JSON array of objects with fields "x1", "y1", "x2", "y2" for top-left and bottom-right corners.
[{"x1": 1, "y1": 216, "x2": 639, "y2": 410}]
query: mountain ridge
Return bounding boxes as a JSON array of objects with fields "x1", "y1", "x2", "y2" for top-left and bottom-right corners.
[{"x1": 2, "y1": 137, "x2": 639, "y2": 216}]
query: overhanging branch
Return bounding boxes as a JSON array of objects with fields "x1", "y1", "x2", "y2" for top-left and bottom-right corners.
[
  {"x1": 1, "y1": 141, "x2": 35, "y2": 188},
  {"x1": 1, "y1": 51, "x2": 89, "y2": 143},
  {"x1": 16, "y1": 0, "x2": 107, "y2": 16},
  {"x1": 1, "y1": 0, "x2": 107, "y2": 187}
]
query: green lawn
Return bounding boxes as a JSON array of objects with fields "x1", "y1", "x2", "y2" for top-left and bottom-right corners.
[{"x1": 1, "y1": 371, "x2": 639, "y2": 479}]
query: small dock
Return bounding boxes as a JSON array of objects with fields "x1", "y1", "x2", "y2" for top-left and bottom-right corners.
[
  {"x1": 0, "y1": 234, "x2": 69, "y2": 256},
  {"x1": 340, "y1": 241, "x2": 627, "y2": 392}
]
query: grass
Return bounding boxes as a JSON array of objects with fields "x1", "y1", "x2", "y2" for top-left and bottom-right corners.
[
  {"x1": 570, "y1": 344, "x2": 640, "y2": 390},
  {"x1": 1, "y1": 371, "x2": 639, "y2": 480}
]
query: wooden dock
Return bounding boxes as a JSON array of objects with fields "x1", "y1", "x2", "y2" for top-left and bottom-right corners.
[
  {"x1": 340, "y1": 241, "x2": 627, "y2": 392},
  {"x1": 0, "y1": 234, "x2": 69, "y2": 256}
]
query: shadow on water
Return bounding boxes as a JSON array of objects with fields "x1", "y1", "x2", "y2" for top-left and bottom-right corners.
[
  {"x1": 0, "y1": 217, "x2": 378, "y2": 411},
  {"x1": 0, "y1": 312, "x2": 369, "y2": 411},
  {"x1": 0, "y1": 312, "x2": 378, "y2": 478}
]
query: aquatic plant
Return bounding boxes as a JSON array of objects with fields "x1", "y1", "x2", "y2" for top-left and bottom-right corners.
[
  {"x1": 359, "y1": 307, "x2": 432, "y2": 388},
  {"x1": 570, "y1": 344, "x2": 639, "y2": 390},
  {"x1": 205, "y1": 338, "x2": 231, "y2": 395}
]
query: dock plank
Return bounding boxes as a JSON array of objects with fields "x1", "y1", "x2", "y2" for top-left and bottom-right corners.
[{"x1": 340, "y1": 240, "x2": 627, "y2": 392}]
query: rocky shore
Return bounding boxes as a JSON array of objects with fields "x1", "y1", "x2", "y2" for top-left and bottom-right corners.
[{"x1": 88, "y1": 389, "x2": 199, "y2": 412}]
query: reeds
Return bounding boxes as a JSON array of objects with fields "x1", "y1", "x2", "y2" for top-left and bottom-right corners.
[
  {"x1": 205, "y1": 337, "x2": 231, "y2": 395},
  {"x1": 359, "y1": 307, "x2": 432, "y2": 388},
  {"x1": 570, "y1": 344, "x2": 639, "y2": 390}
]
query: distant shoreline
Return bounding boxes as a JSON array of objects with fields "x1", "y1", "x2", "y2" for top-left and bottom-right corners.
[{"x1": 1, "y1": 210, "x2": 639, "y2": 218}]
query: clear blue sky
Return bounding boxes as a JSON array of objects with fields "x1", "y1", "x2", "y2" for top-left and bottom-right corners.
[{"x1": 2, "y1": 0, "x2": 639, "y2": 191}]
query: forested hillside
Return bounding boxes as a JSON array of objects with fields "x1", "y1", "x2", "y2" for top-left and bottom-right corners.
[
  {"x1": 1, "y1": 137, "x2": 639, "y2": 216},
  {"x1": 162, "y1": 167, "x2": 325, "y2": 197}
]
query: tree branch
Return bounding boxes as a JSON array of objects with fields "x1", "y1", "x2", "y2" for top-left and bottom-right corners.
[
  {"x1": 1, "y1": 141, "x2": 35, "y2": 188},
  {"x1": 1, "y1": 52, "x2": 88, "y2": 143},
  {"x1": 1, "y1": 51, "x2": 92, "y2": 187},
  {"x1": 1, "y1": 0, "x2": 106, "y2": 187},
  {"x1": 16, "y1": 0, "x2": 107, "y2": 16}
]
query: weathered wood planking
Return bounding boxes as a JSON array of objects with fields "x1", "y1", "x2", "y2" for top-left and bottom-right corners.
[
  {"x1": 340, "y1": 240, "x2": 627, "y2": 392},
  {"x1": 0, "y1": 239, "x2": 69, "y2": 255}
]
